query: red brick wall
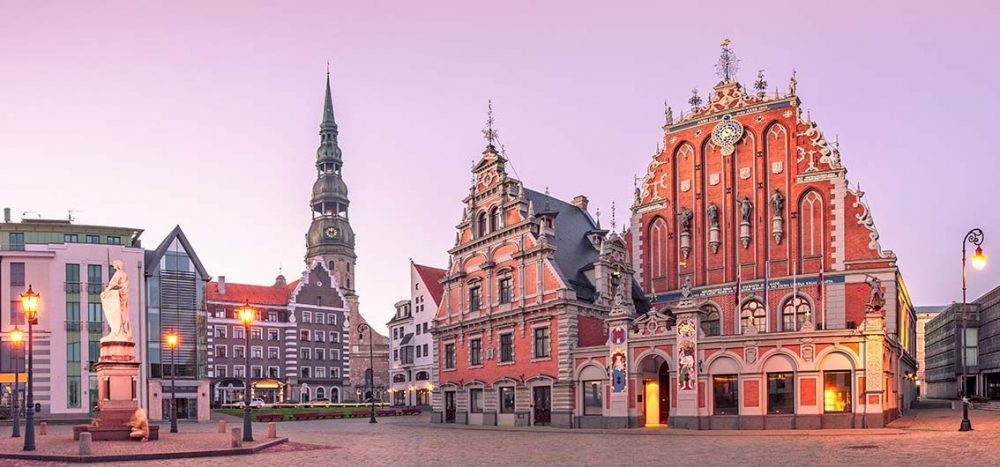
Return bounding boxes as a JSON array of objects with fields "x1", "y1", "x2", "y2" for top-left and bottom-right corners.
[{"x1": 577, "y1": 316, "x2": 606, "y2": 347}]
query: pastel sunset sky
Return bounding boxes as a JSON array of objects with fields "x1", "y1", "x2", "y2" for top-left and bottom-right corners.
[{"x1": 2, "y1": 0, "x2": 997, "y2": 332}]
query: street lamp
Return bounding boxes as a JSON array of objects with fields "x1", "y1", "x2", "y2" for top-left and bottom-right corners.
[
  {"x1": 9, "y1": 326, "x2": 23, "y2": 438},
  {"x1": 357, "y1": 323, "x2": 377, "y2": 423},
  {"x1": 236, "y1": 300, "x2": 255, "y2": 441},
  {"x1": 960, "y1": 228, "x2": 986, "y2": 432},
  {"x1": 165, "y1": 331, "x2": 179, "y2": 433},
  {"x1": 20, "y1": 285, "x2": 39, "y2": 451}
]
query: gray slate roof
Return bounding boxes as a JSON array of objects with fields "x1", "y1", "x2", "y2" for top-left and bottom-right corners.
[{"x1": 144, "y1": 225, "x2": 210, "y2": 279}]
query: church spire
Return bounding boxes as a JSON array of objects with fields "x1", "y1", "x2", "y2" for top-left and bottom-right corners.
[{"x1": 321, "y1": 65, "x2": 338, "y2": 134}]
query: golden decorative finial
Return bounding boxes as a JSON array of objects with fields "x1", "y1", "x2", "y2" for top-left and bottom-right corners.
[{"x1": 721, "y1": 38, "x2": 731, "y2": 47}]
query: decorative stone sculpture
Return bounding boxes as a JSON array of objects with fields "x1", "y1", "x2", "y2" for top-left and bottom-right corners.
[
  {"x1": 100, "y1": 260, "x2": 133, "y2": 343},
  {"x1": 771, "y1": 189, "x2": 785, "y2": 244},
  {"x1": 707, "y1": 203, "x2": 720, "y2": 253},
  {"x1": 739, "y1": 197, "x2": 753, "y2": 248},
  {"x1": 866, "y1": 276, "x2": 885, "y2": 313},
  {"x1": 128, "y1": 408, "x2": 149, "y2": 442},
  {"x1": 679, "y1": 208, "x2": 693, "y2": 260}
]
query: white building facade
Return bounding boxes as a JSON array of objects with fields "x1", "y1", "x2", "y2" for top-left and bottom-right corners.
[{"x1": 387, "y1": 262, "x2": 444, "y2": 407}]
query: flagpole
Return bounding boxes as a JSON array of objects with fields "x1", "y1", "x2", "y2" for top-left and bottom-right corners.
[{"x1": 820, "y1": 257, "x2": 826, "y2": 329}]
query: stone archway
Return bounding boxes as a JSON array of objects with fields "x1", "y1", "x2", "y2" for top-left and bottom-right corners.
[{"x1": 638, "y1": 355, "x2": 670, "y2": 426}]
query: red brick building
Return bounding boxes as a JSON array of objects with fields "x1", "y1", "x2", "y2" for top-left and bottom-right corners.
[
  {"x1": 595, "y1": 43, "x2": 917, "y2": 429},
  {"x1": 430, "y1": 118, "x2": 644, "y2": 427}
]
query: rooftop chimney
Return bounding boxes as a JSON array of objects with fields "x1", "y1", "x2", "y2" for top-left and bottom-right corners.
[
  {"x1": 3, "y1": 208, "x2": 9, "y2": 223},
  {"x1": 217, "y1": 275, "x2": 226, "y2": 294},
  {"x1": 571, "y1": 195, "x2": 589, "y2": 212}
]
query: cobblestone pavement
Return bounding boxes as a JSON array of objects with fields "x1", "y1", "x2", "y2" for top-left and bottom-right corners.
[{"x1": 5, "y1": 406, "x2": 1000, "y2": 466}]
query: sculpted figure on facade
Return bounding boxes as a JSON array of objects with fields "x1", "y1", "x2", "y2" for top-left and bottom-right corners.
[
  {"x1": 740, "y1": 198, "x2": 753, "y2": 224},
  {"x1": 100, "y1": 260, "x2": 133, "y2": 343},
  {"x1": 866, "y1": 276, "x2": 886, "y2": 313}
]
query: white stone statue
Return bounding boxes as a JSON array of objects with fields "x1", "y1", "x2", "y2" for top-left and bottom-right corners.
[{"x1": 100, "y1": 260, "x2": 133, "y2": 343}]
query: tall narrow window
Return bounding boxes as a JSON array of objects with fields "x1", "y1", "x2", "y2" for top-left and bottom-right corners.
[
  {"x1": 470, "y1": 388, "x2": 484, "y2": 413},
  {"x1": 477, "y1": 212, "x2": 488, "y2": 237},
  {"x1": 498, "y1": 276, "x2": 513, "y2": 304},
  {"x1": 533, "y1": 327, "x2": 550, "y2": 359},
  {"x1": 469, "y1": 285, "x2": 482, "y2": 312},
  {"x1": 740, "y1": 300, "x2": 767, "y2": 334},
  {"x1": 490, "y1": 207, "x2": 502, "y2": 232},
  {"x1": 799, "y1": 191, "x2": 824, "y2": 262},
  {"x1": 583, "y1": 380, "x2": 603, "y2": 415},
  {"x1": 500, "y1": 333, "x2": 514, "y2": 362},
  {"x1": 648, "y1": 218, "x2": 668, "y2": 278},
  {"x1": 470, "y1": 338, "x2": 482, "y2": 366},
  {"x1": 712, "y1": 374, "x2": 739, "y2": 415},
  {"x1": 499, "y1": 386, "x2": 516, "y2": 413},
  {"x1": 701, "y1": 306, "x2": 721, "y2": 336},
  {"x1": 444, "y1": 343, "x2": 455, "y2": 369}
]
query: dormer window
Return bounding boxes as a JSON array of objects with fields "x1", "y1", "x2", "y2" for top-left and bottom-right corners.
[{"x1": 543, "y1": 217, "x2": 554, "y2": 229}]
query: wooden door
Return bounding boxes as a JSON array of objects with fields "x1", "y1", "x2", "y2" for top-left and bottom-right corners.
[{"x1": 533, "y1": 386, "x2": 551, "y2": 425}]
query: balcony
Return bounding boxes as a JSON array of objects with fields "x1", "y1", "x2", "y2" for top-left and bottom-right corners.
[
  {"x1": 65, "y1": 282, "x2": 82, "y2": 294},
  {"x1": 87, "y1": 322, "x2": 104, "y2": 333},
  {"x1": 65, "y1": 320, "x2": 81, "y2": 331},
  {"x1": 86, "y1": 282, "x2": 103, "y2": 294}
]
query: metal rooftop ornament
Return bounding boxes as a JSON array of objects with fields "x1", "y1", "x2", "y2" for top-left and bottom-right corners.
[
  {"x1": 754, "y1": 69, "x2": 767, "y2": 98},
  {"x1": 688, "y1": 88, "x2": 702, "y2": 111},
  {"x1": 482, "y1": 99, "x2": 498, "y2": 147},
  {"x1": 716, "y1": 38, "x2": 740, "y2": 82}
]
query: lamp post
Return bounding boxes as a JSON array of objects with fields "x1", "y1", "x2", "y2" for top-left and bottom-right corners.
[
  {"x1": 237, "y1": 301, "x2": 255, "y2": 441},
  {"x1": 357, "y1": 323, "x2": 377, "y2": 423},
  {"x1": 9, "y1": 326, "x2": 23, "y2": 438},
  {"x1": 20, "y1": 285, "x2": 39, "y2": 451},
  {"x1": 165, "y1": 331, "x2": 179, "y2": 433},
  {"x1": 960, "y1": 229, "x2": 987, "y2": 432}
]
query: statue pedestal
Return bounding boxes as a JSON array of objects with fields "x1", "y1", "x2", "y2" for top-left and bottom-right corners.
[{"x1": 74, "y1": 341, "x2": 158, "y2": 441}]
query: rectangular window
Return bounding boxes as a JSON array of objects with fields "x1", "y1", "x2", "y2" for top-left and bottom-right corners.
[
  {"x1": 823, "y1": 371, "x2": 852, "y2": 413},
  {"x1": 268, "y1": 367, "x2": 279, "y2": 378},
  {"x1": 330, "y1": 349, "x2": 340, "y2": 360},
  {"x1": 330, "y1": 331, "x2": 340, "y2": 343},
  {"x1": 67, "y1": 376, "x2": 81, "y2": 408},
  {"x1": 301, "y1": 348, "x2": 312, "y2": 360},
  {"x1": 268, "y1": 329, "x2": 279, "y2": 341},
  {"x1": 10, "y1": 262, "x2": 25, "y2": 286},
  {"x1": 233, "y1": 346, "x2": 245, "y2": 359},
  {"x1": 964, "y1": 328, "x2": 979, "y2": 366},
  {"x1": 331, "y1": 367, "x2": 340, "y2": 378},
  {"x1": 500, "y1": 386, "x2": 516, "y2": 413},
  {"x1": 767, "y1": 372, "x2": 795, "y2": 414},
  {"x1": 423, "y1": 322, "x2": 428, "y2": 333},
  {"x1": 301, "y1": 367, "x2": 311, "y2": 378},
  {"x1": 268, "y1": 347, "x2": 279, "y2": 359},
  {"x1": 302, "y1": 311, "x2": 312, "y2": 323},
  {"x1": 470, "y1": 388, "x2": 484, "y2": 413},
  {"x1": 251, "y1": 346, "x2": 262, "y2": 359},
  {"x1": 534, "y1": 327, "x2": 550, "y2": 359},
  {"x1": 329, "y1": 314, "x2": 337, "y2": 325},
  {"x1": 416, "y1": 346, "x2": 421, "y2": 358},
  {"x1": 470, "y1": 338, "x2": 482, "y2": 366},
  {"x1": 316, "y1": 313, "x2": 325, "y2": 324},
  {"x1": 233, "y1": 327, "x2": 245, "y2": 339},
  {"x1": 65, "y1": 263, "x2": 80, "y2": 293},
  {"x1": 583, "y1": 380, "x2": 603, "y2": 416},
  {"x1": 215, "y1": 308, "x2": 226, "y2": 319},
  {"x1": 394, "y1": 349, "x2": 399, "y2": 361},
  {"x1": 251, "y1": 327, "x2": 263, "y2": 340},
  {"x1": 107, "y1": 236, "x2": 121, "y2": 245},
  {"x1": 8, "y1": 233, "x2": 25, "y2": 251},
  {"x1": 64, "y1": 233, "x2": 78, "y2": 243},
  {"x1": 499, "y1": 276, "x2": 513, "y2": 304},
  {"x1": 251, "y1": 366, "x2": 263, "y2": 378},
  {"x1": 469, "y1": 285, "x2": 481, "y2": 312},
  {"x1": 300, "y1": 330, "x2": 311, "y2": 341},
  {"x1": 215, "y1": 365, "x2": 227, "y2": 378},
  {"x1": 316, "y1": 367, "x2": 326, "y2": 378},
  {"x1": 317, "y1": 349, "x2": 326, "y2": 361},
  {"x1": 87, "y1": 264, "x2": 103, "y2": 294},
  {"x1": 214, "y1": 345, "x2": 227, "y2": 358},
  {"x1": 215, "y1": 326, "x2": 227, "y2": 338},
  {"x1": 86, "y1": 235, "x2": 100, "y2": 244},
  {"x1": 233, "y1": 366, "x2": 245, "y2": 378},
  {"x1": 712, "y1": 375, "x2": 739, "y2": 415},
  {"x1": 268, "y1": 311, "x2": 278, "y2": 322},
  {"x1": 500, "y1": 333, "x2": 514, "y2": 363},
  {"x1": 66, "y1": 301, "x2": 81, "y2": 322},
  {"x1": 416, "y1": 325, "x2": 421, "y2": 336},
  {"x1": 315, "y1": 332, "x2": 325, "y2": 342},
  {"x1": 423, "y1": 343, "x2": 429, "y2": 357},
  {"x1": 445, "y1": 343, "x2": 455, "y2": 369}
]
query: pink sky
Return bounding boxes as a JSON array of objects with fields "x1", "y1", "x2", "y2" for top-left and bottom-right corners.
[{"x1": 2, "y1": 1, "x2": 998, "y2": 331}]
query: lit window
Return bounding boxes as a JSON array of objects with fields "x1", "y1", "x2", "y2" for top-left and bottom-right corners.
[
  {"x1": 782, "y1": 296, "x2": 811, "y2": 332},
  {"x1": 823, "y1": 371, "x2": 852, "y2": 413}
]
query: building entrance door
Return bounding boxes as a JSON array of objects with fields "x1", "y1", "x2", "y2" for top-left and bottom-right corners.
[
  {"x1": 533, "y1": 386, "x2": 551, "y2": 425},
  {"x1": 444, "y1": 391, "x2": 456, "y2": 423},
  {"x1": 642, "y1": 358, "x2": 669, "y2": 427},
  {"x1": 986, "y1": 373, "x2": 1000, "y2": 400}
]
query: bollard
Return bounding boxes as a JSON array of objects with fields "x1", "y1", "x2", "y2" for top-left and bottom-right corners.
[
  {"x1": 231, "y1": 427, "x2": 242, "y2": 448},
  {"x1": 39, "y1": 422, "x2": 48, "y2": 435},
  {"x1": 218, "y1": 419, "x2": 227, "y2": 433},
  {"x1": 267, "y1": 422, "x2": 276, "y2": 439},
  {"x1": 79, "y1": 432, "x2": 93, "y2": 455}
]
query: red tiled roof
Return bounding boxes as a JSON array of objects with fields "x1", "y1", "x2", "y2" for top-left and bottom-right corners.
[
  {"x1": 413, "y1": 263, "x2": 447, "y2": 306},
  {"x1": 206, "y1": 281, "x2": 291, "y2": 306}
]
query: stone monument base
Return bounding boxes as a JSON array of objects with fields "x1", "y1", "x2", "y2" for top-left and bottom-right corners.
[{"x1": 74, "y1": 341, "x2": 157, "y2": 441}]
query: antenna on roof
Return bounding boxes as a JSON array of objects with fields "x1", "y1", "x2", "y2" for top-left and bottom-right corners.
[{"x1": 68, "y1": 209, "x2": 79, "y2": 222}]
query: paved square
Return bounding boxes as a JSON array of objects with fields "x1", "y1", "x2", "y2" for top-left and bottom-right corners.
[{"x1": 5, "y1": 406, "x2": 1000, "y2": 466}]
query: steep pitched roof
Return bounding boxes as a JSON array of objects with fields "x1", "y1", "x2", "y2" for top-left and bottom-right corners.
[
  {"x1": 413, "y1": 262, "x2": 447, "y2": 306},
  {"x1": 144, "y1": 225, "x2": 210, "y2": 279},
  {"x1": 206, "y1": 281, "x2": 293, "y2": 306},
  {"x1": 524, "y1": 188, "x2": 600, "y2": 298}
]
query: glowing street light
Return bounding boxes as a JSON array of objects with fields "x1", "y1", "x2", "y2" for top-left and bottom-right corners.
[
  {"x1": 20, "y1": 285, "x2": 39, "y2": 451},
  {"x1": 165, "y1": 331, "x2": 179, "y2": 433},
  {"x1": 8, "y1": 326, "x2": 23, "y2": 439},
  {"x1": 959, "y1": 229, "x2": 986, "y2": 432},
  {"x1": 236, "y1": 300, "x2": 256, "y2": 442}
]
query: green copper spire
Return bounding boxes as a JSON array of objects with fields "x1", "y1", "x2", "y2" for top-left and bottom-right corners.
[{"x1": 321, "y1": 66, "x2": 338, "y2": 133}]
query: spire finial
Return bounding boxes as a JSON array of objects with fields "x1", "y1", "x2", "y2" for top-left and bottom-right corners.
[
  {"x1": 321, "y1": 66, "x2": 337, "y2": 131},
  {"x1": 595, "y1": 207, "x2": 602, "y2": 229},
  {"x1": 545, "y1": 186, "x2": 550, "y2": 195},
  {"x1": 482, "y1": 99, "x2": 497, "y2": 148},
  {"x1": 688, "y1": 88, "x2": 702, "y2": 111},
  {"x1": 611, "y1": 201, "x2": 617, "y2": 232},
  {"x1": 716, "y1": 38, "x2": 740, "y2": 82}
]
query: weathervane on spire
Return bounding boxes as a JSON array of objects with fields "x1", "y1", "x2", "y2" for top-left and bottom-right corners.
[
  {"x1": 688, "y1": 88, "x2": 702, "y2": 111},
  {"x1": 611, "y1": 201, "x2": 617, "y2": 232},
  {"x1": 753, "y1": 69, "x2": 767, "y2": 98},
  {"x1": 483, "y1": 99, "x2": 498, "y2": 147},
  {"x1": 716, "y1": 38, "x2": 740, "y2": 82}
]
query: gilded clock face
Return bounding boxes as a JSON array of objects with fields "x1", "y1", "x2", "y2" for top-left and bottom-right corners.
[
  {"x1": 711, "y1": 115, "x2": 744, "y2": 156},
  {"x1": 325, "y1": 226, "x2": 338, "y2": 238}
]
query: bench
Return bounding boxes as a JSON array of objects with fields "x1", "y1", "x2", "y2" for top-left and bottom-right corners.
[
  {"x1": 376, "y1": 410, "x2": 397, "y2": 417},
  {"x1": 351, "y1": 410, "x2": 372, "y2": 418},
  {"x1": 255, "y1": 414, "x2": 285, "y2": 422}
]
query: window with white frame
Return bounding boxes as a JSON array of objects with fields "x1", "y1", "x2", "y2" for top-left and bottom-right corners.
[
  {"x1": 214, "y1": 308, "x2": 226, "y2": 319},
  {"x1": 315, "y1": 332, "x2": 325, "y2": 342},
  {"x1": 317, "y1": 348, "x2": 326, "y2": 361},
  {"x1": 329, "y1": 314, "x2": 337, "y2": 325},
  {"x1": 251, "y1": 366, "x2": 263, "y2": 378},
  {"x1": 214, "y1": 345, "x2": 227, "y2": 358},
  {"x1": 316, "y1": 313, "x2": 325, "y2": 324},
  {"x1": 233, "y1": 365, "x2": 245, "y2": 378},
  {"x1": 331, "y1": 367, "x2": 340, "y2": 378},
  {"x1": 215, "y1": 365, "x2": 227, "y2": 378},
  {"x1": 251, "y1": 327, "x2": 263, "y2": 340},
  {"x1": 251, "y1": 346, "x2": 263, "y2": 359},
  {"x1": 268, "y1": 329, "x2": 279, "y2": 341},
  {"x1": 268, "y1": 366, "x2": 280, "y2": 378},
  {"x1": 234, "y1": 327, "x2": 245, "y2": 339},
  {"x1": 233, "y1": 345, "x2": 245, "y2": 359},
  {"x1": 215, "y1": 325, "x2": 227, "y2": 338},
  {"x1": 330, "y1": 331, "x2": 340, "y2": 343},
  {"x1": 331, "y1": 349, "x2": 340, "y2": 360},
  {"x1": 301, "y1": 348, "x2": 312, "y2": 360},
  {"x1": 315, "y1": 367, "x2": 326, "y2": 378},
  {"x1": 303, "y1": 311, "x2": 312, "y2": 323},
  {"x1": 267, "y1": 347, "x2": 279, "y2": 359}
]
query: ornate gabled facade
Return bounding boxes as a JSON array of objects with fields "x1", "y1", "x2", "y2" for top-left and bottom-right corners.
[
  {"x1": 431, "y1": 107, "x2": 645, "y2": 428},
  {"x1": 605, "y1": 41, "x2": 917, "y2": 429}
]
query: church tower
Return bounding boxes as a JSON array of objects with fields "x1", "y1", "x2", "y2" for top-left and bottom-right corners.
[{"x1": 305, "y1": 71, "x2": 357, "y2": 294}]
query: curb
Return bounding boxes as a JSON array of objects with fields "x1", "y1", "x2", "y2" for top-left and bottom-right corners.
[
  {"x1": 0, "y1": 437, "x2": 289, "y2": 463},
  {"x1": 425, "y1": 423, "x2": 908, "y2": 437}
]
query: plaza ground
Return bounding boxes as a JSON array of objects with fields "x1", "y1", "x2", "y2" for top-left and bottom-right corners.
[{"x1": 4, "y1": 405, "x2": 1000, "y2": 466}]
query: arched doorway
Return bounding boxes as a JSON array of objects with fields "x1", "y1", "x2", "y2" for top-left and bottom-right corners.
[{"x1": 639, "y1": 355, "x2": 670, "y2": 427}]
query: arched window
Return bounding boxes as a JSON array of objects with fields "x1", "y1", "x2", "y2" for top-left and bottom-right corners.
[
  {"x1": 799, "y1": 191, "x2": 824, "y2": 264},
  {"x1": 301, "y1": 387, "x2": 311, "y2": 403},
  {"x1": 701, "y1": 305, "x2": 721, "y2": 336},
  {"x1": 477, "y1": 212, "x2": 488, "y2": 237},
  {"x1": 740, "y1": 299, "x2": 767, "y2": 334},
  {"x1": 393, "y1": 373, "x2": 406, "y2": 383},
  {"x1": 782, "y1": 295, "x2": 812, "y2": 331},
  {"x1": 648, "y1": 217, "x2": 668, "y2": 278},
  {"x1": 490, "y1": 206, "x2": 502, "y2": 232},
  {"x1": 317, "y1": 387, "x2": 326, "y2": 400},
  {"x1": 415, "y1": 371, "x2": 429, "y2": 381},
  {"x1": 331, "y1": 387, "x2": 340, "y2": 403}
]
